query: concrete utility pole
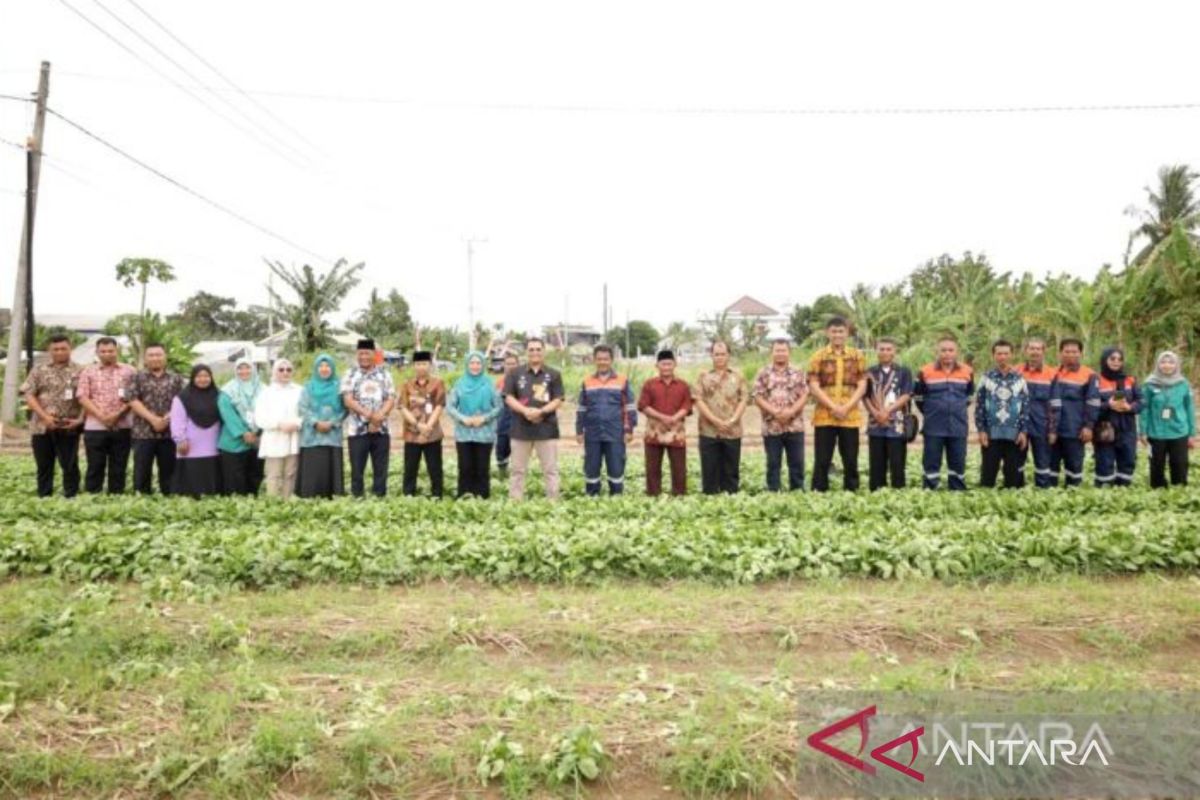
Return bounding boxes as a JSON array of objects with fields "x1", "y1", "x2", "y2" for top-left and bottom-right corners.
[
  {"x1": 601, "y1": 283, "x2": 607, "y2": 341},
  {"x1": 2, "y1": 62, "x2": 50, "y2": 424},
  {"x1": 463, "y1": 236, "x2": 487, "y2": 351}
]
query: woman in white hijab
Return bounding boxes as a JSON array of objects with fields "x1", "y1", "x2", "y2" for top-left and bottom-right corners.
[{"x1": 254, "y1": 358, "x2": 303, "y2": 498}]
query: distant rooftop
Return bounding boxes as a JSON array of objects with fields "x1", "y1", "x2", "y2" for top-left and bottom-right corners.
[{"x1": 724, "y1": 295, "x2": 779, "y2": 317}]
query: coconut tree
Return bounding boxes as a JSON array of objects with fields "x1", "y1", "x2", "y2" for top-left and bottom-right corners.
[{"x1": 1125, "y1": 164, "x2": 1200, "y2": 267}]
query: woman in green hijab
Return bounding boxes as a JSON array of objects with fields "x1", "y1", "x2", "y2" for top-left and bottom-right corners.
[
  {"x1": 296, "y1": 354, "x2": 348, "y2": 498},
  {"x1": 445, "y1": 351, "x2": 503, "y2": 498},
  {"x1": 1138, "y1": 350, "x2": 1196, "y2": 487},
  {"x1": 218, "y1": 357, "x2": 264, "y2": 495}
]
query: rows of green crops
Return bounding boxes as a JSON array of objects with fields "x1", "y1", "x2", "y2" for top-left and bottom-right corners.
[{"x1": 0, "y1": 454, "x2": 1197, "y2": 586}]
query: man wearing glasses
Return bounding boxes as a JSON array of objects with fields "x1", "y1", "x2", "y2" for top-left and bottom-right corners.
[{"x1": 503, "y1": 338, "x2": 565, "y2": 500}]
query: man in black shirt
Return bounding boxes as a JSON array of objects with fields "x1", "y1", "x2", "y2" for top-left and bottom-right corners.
[{"x1": 503, "y1": 337, "x2": 565, "y2": 499}]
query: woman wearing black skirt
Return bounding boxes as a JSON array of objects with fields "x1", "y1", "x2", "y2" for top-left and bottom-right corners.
[
  {"x1": 169, "y1": 365, "x2": 223, "y2": 498},
  {"x1": 296, "y1": 354, "x2": 348, "y2": 498}
]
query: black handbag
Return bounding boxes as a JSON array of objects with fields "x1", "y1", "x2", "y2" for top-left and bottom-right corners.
[{"x1": 904, "y1": 412, "x2": 920, "y2": 443}]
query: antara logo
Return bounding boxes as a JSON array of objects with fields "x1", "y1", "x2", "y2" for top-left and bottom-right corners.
[
  {"x1": 806, "y1": 705, "x2": 925, "y2": 782},
  {"x1": 807, "y1": 706, "x2": 1113, "y2": 783}
]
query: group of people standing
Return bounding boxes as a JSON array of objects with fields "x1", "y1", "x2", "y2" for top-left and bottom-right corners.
[{"x1": 20, "y1": 320, "x2": 1197, "y2": 500}]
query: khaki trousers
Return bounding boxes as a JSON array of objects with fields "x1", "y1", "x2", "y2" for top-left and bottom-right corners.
[
  {"x1": 263, "y1": 455, "x2": 298, "y2": 499},
  {"x1": 508, "y1": 439, "x2": 559, "y2": 500}
]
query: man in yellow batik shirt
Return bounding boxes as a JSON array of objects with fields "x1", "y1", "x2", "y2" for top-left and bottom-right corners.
[{"x1": 807, "y1": 316, "x2": 867, "y2": 492}]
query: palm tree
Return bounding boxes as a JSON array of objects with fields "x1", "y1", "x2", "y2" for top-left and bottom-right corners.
[
  {"x1": 266, "y1": 258, "x2": 364, "y2": 353},
  {"x1": 1125, "y1": 164, "x2": 1200, "y2": 267}
]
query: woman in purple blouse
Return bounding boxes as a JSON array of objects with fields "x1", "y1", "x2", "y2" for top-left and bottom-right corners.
[{"x1": 170, "y1": 364, "x2": 222, "y2": 498}]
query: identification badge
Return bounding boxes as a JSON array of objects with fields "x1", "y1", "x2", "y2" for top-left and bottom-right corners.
[
  {"x1": 63, "y1": 388, "x2": 74, "y2": 401},
  {"x1": 1163, "y1": 408, "x2": 1173, "y2": 420},
  {"x1": 424, "y1": 402, "x2": 433, "y2": 415},
  {"x1": 117, "y1": 388, "x2": 126, "y2": 400}
]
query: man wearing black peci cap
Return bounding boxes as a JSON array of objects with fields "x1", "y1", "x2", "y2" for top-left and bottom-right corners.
[
  {"x1": 341, "y1": 338, "x2": 397, "y2": 497},
  {"x1": 638, "y1": 350, "x2": 692, "y2": 496},
  {"x1": 399, "y1": 350, "x2": 446, "y2": 497}
]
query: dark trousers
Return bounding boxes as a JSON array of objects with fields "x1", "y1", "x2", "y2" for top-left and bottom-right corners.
[
  {"x1": 1051, "y1": 437, "x2": 1086, "y2": 487},
  {"x1": 1094, "y1": 433, "x2": 1137, "y2": 487},
  {"x1": 645, "y1": 443, "x2": 687, "y2": 496},
  {"x1": 698, "y1": 436, "x2": 741, "y2": 494},
  {"x1": 1020, "y1": 434, "x2": 1055, "y2": 488},
  {"x1": 83, "y1": 429, "x2": 131, "y2": 494},
  {"x1": 1149, "y1": 437, "x2": 1189, "y2": 488},
  {"x1": 812, "y1": 426, "x2": 860, "y2": 492},
  {"x1": 31, "y1": 430, "x2": 81, "y2": 498},
  {"x1": 923, "y1": 434, "x2": 967, "y2": 490},
  {"x1": 349, "y1": 433, "x2": 390, "y2": 497},
  {"x1": 133, "y1": 437, "x2": 177, "y2": 495},
  {"x1": 867, "y1": 435, "x2": 906, "y2": 490},
  {"x1": 763, "y1": 432, "x2": 804, "y2": 492},
  {"x1": 403, "y1": 440, "x2": 443, "y2": 497},
  {"x1": 455, "y1": 441, "x2": 493, "y2": 498},
  {"x1": 980, "y1": 439, "x2": 1025, "y2": 488},
  {"x1": 496, "y1": 432, "x2": 512, "y2": 471},
  {"x1": 220, "y1": 449, "x2": 262, "y2": 495},
  {"x1": 583, "y1": 438, "x2": 626, "y2": 495}
]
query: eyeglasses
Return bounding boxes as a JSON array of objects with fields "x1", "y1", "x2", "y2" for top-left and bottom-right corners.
[{"x1": 278, "y1": 367, "x2": 293, "y2": 373}]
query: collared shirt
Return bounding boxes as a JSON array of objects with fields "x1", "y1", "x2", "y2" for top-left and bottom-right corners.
[
  {"x1": 865, "y1": 363, "x2": 914, "y2": 439},
  {"x1": 753, "y1": 364, "x2": 807, "y2": 436},
  {"x1": 576, "y1": 370, "x2": 637, "y2": 442},
  {"x1": 128, "y1": 369, "x2": 185, "y2": 440},
  {"x1": 21, "y1": 361, "x2": 82, "y2": 435},
  {"x1": 1019, "y1": 362, "x2": 1056, "y2": 439},
  {"x1": 504, "y1": 365, "x2": 565, "y2": 441},
  {"x1": 399, "y1": 376, "x2": 446, "y2": 444},
  {"x1": 692, "y1": 368, "x2": 748, "y2": 439},
  {"x1": 807, "y1": 344, "x2": 867, "y2": 428},
  {"x1": 76, "y1": 361, "x2": 136, "y2": 431},
  {"x1": 974, "y1": 367, "x2": 1030, "y2": 441},
  {"x1": 340, "y1": 365, "x2": 396, "y2": 437},
  {"x1": 638, "y1": 376, "x2": 692, "y2": 447}
]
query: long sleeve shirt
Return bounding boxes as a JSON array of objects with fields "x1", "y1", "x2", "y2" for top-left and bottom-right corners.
[
  {"x1": 298, "y1": 387, "x2": 348, "y2": 449},
  {"x1": 254, "y1": 384, "x2": 303, "y2": 458},
  {"x1": 446, "y1": 384, "x2": 503, "y2": 443},
  {"x1": 576, "y1": 371, "x2": 637, "y2": 441},
  {"x1": 217, "y1": 392, "x2": 254, "y2": 454},
  {"x1": 913, "y1": 361, "x2": 974, "y2": 438},
  {"x1": 169, "y1": 396, "x2": 220, "y2": 459},
  {"x1": 1096, "y1": 375, "x2": 1142, "y2": 437},
  {"x1": 1138, "y1": 381, "x2": 1196, "y2": 440},
  {"x1": 974, "y1": 368, "x2": 1029, "y2": 441},
  {"x1": 1047, "y1": 365, "x2": 1101, "y2": 438}
]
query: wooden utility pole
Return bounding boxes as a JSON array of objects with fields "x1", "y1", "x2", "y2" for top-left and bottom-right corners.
[{"x1": 2, "y1": 62, "x2": 50, "y2": 423}]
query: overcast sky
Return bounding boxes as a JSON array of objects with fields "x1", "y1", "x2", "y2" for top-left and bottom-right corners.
[{"x1": 2, "y1": 0, "x2": 1199, "y2": 336}]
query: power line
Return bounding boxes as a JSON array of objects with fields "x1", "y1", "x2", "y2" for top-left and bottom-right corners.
[
  {"x1": 52, "y1": 0, "x2": 308, "y2": 166},
  {"x1": 32, "y1": 73, "x2": 1200, "y2": 117},
  {"x1": 46, "y1": 106, "x2": 331, "y2": 264},
  {"x1": 0, "y1": 94, "x2": 34, "y2": 103},
  {"x1": 86, "y1": 0, "x2": 312, "y2": 162},
  {"x1": 119, "y1": 0, "x2": 324, "y2": 156}
]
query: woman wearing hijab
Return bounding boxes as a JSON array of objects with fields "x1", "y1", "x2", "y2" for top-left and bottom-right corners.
[
  {"x1": 218, "y1": 358, "x2": 264, "y2": 495},
  {"x1": 445, "y1": 351, "x2": 503, "y2": 498},
  {"x1": 1093, "y1": 346, "x2": 1141, "y2": 487},
  {"x1": 296, "y1": 354, "x2": 348, "y2": 498},
  {"x1": 1139, "y1": 350, "x2": 1196, "y2": 487},
  {"x1": 254, "y1": 358, "x2": 303, "y2": 498},
  {"x1": 169, "y1": 364, "x2": 223, "y2": 498}
]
